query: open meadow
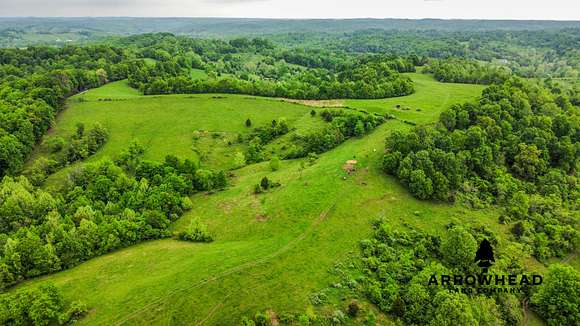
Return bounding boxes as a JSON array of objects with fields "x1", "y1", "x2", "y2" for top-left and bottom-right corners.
[{"x1": 14, "y1": 74, "x2": 540, "y2": 325}]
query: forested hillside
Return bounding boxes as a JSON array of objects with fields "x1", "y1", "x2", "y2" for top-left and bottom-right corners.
[
  {"x1": 1, "y1": 17, "x2": 579, "y2": 47},
  {"x1": 0, "y1": 27, "x2": 578, "y2": 326},
  {"x1": 382, "y1": 78, "x2": 579, "y2": 260},
  {"x1": 0, "y1": 33, "x2": 414, "y2": 179}
]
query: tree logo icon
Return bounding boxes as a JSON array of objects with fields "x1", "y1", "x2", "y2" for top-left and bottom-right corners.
[{"x1": 474, "y1": 239, "x2": 495, "y2": 273}]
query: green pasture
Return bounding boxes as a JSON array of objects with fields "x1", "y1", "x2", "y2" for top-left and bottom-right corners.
[{"x1": 16, "y1": 74, "x2": 548, "y2": 325}]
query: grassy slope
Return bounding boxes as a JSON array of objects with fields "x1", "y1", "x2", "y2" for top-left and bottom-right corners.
[
  {"x1": 38, "y1": 81, "x2": 314, "y2": 185},
  {"x1": 15, "y1": 74, "x2": 549, "y2": 325},
  {"x1": 347, "y1": 72, "x2": 484, "y2": 124},
  {"x1": 190, "y1": 69, "x2": 208, "y2": 80}
]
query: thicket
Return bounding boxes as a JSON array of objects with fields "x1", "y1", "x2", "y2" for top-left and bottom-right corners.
[
  {"x1": 177, "y1": 219, "x2": 213, "y2": 243},
  {"x1": 286, "y1": 109, "x2": 385, "y2": 158},
  {"x1": 0, "y1": 45, "x2": 133, "y2": 178},
  {"x1": 425, "y1": 58, "x2": 512, "y2": 84},
  {"x1": 0, "y1": 284, "x2": 87, "y2": 326},
  {"x1": 0, "y1": 149, "x2": 226, "y2": 290},
  {"x1": 359, "y1": 219, "x2": 579, "y2": 325},
  {"x1": 26, "y1": 122, "x2": 109, "y2": 185},
  {"x1": 382, "y1": 78, "x2": 579, "y2": 260}
]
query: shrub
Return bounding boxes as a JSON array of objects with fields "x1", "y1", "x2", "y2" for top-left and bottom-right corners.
[
  {"x1": 234, "y1": 152, "x2": 247, "y2": 168},
  {"x1": 307, "y1": 152, "x2": 318, "y2": 164},
  {"x1": 260, "y1": 176, "x2": 270, "y2": 190},
  {"x1": 45, "y1": 136, "x2": 66, "y2": 153},
  {"x1": 241, "y1": 317, "x2": 256, "y2": 326},
  {"x1": 269, "y1": 156, "x2": 280, "y2": 171},
  {"x1": 347, "y1": 300, "x2": 360, "y2": 317},
  {"x1": 59, "y1": 300, "x2": 88, "y2": 324},
  {"x1": 178, "y1": 219, "x2": 214, "y2": 242},
  {"x1": 254, "y1": 312, "x2": 269, "y2": 326},
  {"x1": 0, "y1": 284, "x2": 87, "y2": 326}
]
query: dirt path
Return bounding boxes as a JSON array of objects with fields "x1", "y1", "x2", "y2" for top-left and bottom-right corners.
[
  {"x1": 109, "y1": 194, "x2": 342, "y2": 326},
  {"x1": 522, "y1": 298, "x2": 529, "y2": 325},
  {"x1": 560, "y1": 248, "x2": 579, "y2": 264},
  {"x1": 194, "y1": 293, "x2": 234, "y2": 326}
]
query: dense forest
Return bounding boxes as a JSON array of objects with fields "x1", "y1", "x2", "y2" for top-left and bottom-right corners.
[
  {"x1": 382, "y1": 77, "x2": 579, "y2": 262},
  {"x1": 0, "y1": 33, "x2": 417, "y2": 179},
  {"x1": 272, "y1": 29, "x2": 580, "y2": 79},
  {"x1": 1, "y1": 17, "x2": 579, "y2": 47},
  {"x1": 0, "y1": 45, "x2": 131, "y2": 176},
  {"x1": 358, "y1": 220, "x2": 578, "y2": 326},
  {"x1": 125, "y1": 35, "x2": 415, "y2": 99}
]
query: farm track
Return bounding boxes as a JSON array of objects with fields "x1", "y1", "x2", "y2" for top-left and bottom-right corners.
[
  {"x1": 109, "y1": 190, "x2": 343, "y2": 326},
  {"x1": 560, "y1": 248, "x2": 579, "y2": 264}
]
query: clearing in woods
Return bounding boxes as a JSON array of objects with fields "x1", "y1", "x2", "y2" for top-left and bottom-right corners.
[{"x1": 16, "y1": 73, "x2": 514, "y2": 325}]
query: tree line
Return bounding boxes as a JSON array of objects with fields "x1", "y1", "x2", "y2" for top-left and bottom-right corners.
[
  {"x1": 286, "y1": 109, "x2": 386, "y2": 159},
  {"x1": 382, "y1": 77, "x2": 579, "y2": 261},
  {"x1": 424, "y1": 58, "x2": 512, "y2": 84},
  {"x1": 0, "y1": 143, "x2": 227, "y2": 290},
  {"x1": 0, "y1": 44, "x2": 135, "y2": 178}
]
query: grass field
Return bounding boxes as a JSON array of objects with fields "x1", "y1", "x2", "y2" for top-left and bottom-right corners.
[
  {"x1": 190, "y1": 68, "x2": 208, "y2": 80},
  {"x1": 16, "y1": 74, "x2": 551, "y2": 325},
  {"x1": 37, "y1": 81, "x2": 315, "y2": 183}
]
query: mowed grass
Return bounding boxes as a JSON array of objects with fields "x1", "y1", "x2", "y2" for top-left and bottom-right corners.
[{"x1": 15, "y1": 74, "x2": 521, "y2": 325}]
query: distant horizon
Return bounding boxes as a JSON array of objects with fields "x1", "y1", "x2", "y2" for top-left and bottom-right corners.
[{"x1": 0, "y1": 16, "x2": 579, "y2": 22}]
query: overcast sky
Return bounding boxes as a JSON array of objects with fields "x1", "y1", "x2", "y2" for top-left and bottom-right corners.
[{"x1": 0, "y1": 0, "x2": 578, "y2": 20}]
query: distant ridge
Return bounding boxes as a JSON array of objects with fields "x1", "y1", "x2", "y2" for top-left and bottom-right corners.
[{"x1": 1, "y1": 17, "x2": 579, "y2": 37}]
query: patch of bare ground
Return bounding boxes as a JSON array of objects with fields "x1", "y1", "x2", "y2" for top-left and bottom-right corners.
[
  {"x1": 280, "y1": 98, "x2": 346, "y2": 108},
  {"x1": 342, "y1": 160, "x2": 358, "y2": 174},
  {"x1": 267, "y1": 309, "x2": 279, "y2": 326},
  {"x1": 361, "y1": 193, "x2": 400, "y2": 206},
  {"x1": 218, "y1": 201, "x2": 234, "y2": 214}
]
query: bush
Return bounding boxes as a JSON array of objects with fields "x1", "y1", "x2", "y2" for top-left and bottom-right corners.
[
  {"x1": 307, "y1": 152, "x2": 318, "y2": 164},
  {"x1": 234, "y1": 152, "x2": 246, "y2": 168},
  {"x1": 0, "y1": 284, "x2": 87, "y2": 326},
  {"x1": 45, "y1": 137, "x2": 66, "y2": 153},
  {"x1": 260, "y1": 176, "x2": 270, "y2": 190},
  {"x1": 241, "y1": 317, "x2": 256, "y2": 326},
  {"x1": 178, "y1": 219, "x2": 214, "y2": 242},
  {"x1": 59, "y1": 300, "x2": 88, "y2": 324},
  {"x1": 254, "y1": 312, "x2": 269, "y2": 326},
  {"x1": 347, "y1": 300, "x2": 360, "y2": 317},
  {"x1": 269, "y1": 156, "x2": 280, "y2": 171}
]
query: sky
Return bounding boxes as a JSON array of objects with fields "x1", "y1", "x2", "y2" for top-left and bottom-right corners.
[{"x1": 0, "y1": 0, "x2": 578, "y2": 20}]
